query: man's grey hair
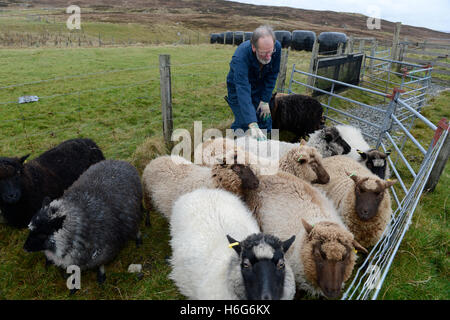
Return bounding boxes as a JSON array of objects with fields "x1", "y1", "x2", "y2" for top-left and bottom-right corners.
[{"x1": 251, "y1": 25, "x2": 276, "y2": 48}]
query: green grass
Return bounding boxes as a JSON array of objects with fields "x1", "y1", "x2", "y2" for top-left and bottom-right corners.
[{"x1": 0, "y1": 44, "x2": 448, "y2": 300}]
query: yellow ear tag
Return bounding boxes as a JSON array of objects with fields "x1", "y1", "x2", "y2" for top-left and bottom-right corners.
[
  {"x1": 354, "y1": 249, "x2": 358, "y2": 254},
  {"x1": 349, "y1": 172, "x2": 356, "y2": 177},
  {"x1": 229, "y1": 242, "x2": 239, "y2": 248},
  {"x1": 387, "y1": 178, "x2": 392, "y2": 181}
]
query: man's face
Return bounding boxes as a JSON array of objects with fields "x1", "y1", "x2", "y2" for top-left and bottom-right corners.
[{"x1": 252, "y1": 36, "x2": 275, "y2": 65}]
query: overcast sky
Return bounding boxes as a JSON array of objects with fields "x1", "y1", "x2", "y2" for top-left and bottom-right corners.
[{"x1": 227, "y1": 0, "x2": 450, "y2": 32}]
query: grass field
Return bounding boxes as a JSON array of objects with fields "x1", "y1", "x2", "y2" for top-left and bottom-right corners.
[{"x1": 0, "y1": 44, "x2": 448, "y2": 300}]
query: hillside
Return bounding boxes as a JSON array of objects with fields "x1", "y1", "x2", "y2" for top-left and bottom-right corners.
[{"x1": 2, "y1": 0, "x2": 449, "y2": 43}]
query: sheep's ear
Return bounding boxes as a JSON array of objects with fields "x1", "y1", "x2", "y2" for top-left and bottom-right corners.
[
  {"x1": 345, "y1": 171, "x2": 359, "y2": 183},
  {"x1": 226, "y1": 235, "x2": 241, "y2": 255},
  {"x1": 282, "y1": 235, "x2": 296, "y2": 253},
  {"x1": 356, "y1": 150, "x2": 367, "y2": 160},
  {"x1": 353, "y1": 240, "x2": 368, "y2": 254},
  {"x1": 301, "y1": 219, "x2": 314, "y2": 234},
  {"x1": 41, "y1": 196, "x2": 51, "y2": 208},
  {"x1": 300, "y1": 139, "x2": 307, "y2": 146},
  {"x1": 19, "y1": 154, "x2": 30, "y2": 164},
  {"x1": 384, "y1": 179, "x2": 397, "y2": 188},
  {"x1": 385, "y1": 150, "x2": 391, "y2": 157}
]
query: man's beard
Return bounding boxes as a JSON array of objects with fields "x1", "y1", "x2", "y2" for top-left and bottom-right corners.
[{"x1": 257, "y1": 55, "x2": 271, "y2": 65}]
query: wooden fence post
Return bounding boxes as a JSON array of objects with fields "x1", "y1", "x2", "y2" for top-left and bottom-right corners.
[
  {"x1": 276, "y1": 47, "x2": 290, "y2": 93},
  {"x1": 307, "y1": 38, "x2": 319, "y2": 94},
  {"x1": 425, "y1": 119, "x2": 449, "y2": 192},
  {"x1": 392, "y1": 22, "x2": 402, "y2": 60},
  {"x1": 159, "y1": 54, "x2": 174, "y2": 146},
  {"x1": 369, "y1": 39, "x2": 377, "y2": 73}
]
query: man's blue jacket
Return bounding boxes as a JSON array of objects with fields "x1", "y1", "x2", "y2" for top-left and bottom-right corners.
[{"x1": 226, "y1": 40, "x2": 281, "y2": 131}]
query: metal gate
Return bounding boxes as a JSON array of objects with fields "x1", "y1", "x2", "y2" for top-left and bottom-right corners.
[{"x1": 287, "y1": 56, "x2": 448, "y2": 299}]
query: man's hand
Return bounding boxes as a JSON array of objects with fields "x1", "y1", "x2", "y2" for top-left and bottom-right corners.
[
  {"x1": 257, "y1": 101, "x2": 271, "y2": 122},
  {"x1": 248, "y1": 122, "x2": 267, "y2": 141}
]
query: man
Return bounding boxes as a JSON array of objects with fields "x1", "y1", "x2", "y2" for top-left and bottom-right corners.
[{"x1": 226, "y1": 25, "x2": 281, "y2": 141}]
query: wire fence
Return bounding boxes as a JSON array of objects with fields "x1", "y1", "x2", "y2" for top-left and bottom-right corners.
[
  {"x1": 287, "y1": 58, "x2": 449, "y2": 299},
  {"x1": 0, "y1": 53, "x2": 231, "y2": 160}
]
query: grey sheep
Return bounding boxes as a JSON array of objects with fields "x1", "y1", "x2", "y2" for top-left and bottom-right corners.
[{"x1": 23, "y1": 160, "x2": 143, "y2": 287}]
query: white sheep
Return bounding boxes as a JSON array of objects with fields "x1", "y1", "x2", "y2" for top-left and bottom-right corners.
[
  {"x1": 315, "y1": 155, "x2": 396, "y2": 247},
  {"x1": 244, "y1": 171, "x2": 367, "y2": 299},
  {"x1": 142, "y1": 155, "x2": 259, "y2": 219},
  {"x1": 169, "y1": 188, "x2": 296, "y2": 300},
  {"x1": 335, "y1": 124, "x2": 391, "y2": 179}
]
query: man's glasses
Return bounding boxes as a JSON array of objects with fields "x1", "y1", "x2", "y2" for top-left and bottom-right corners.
[{"x1": 256, "y1": 48, "x2": 276, "y2": 56}]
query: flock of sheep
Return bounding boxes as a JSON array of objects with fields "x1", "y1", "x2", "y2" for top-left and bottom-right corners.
[{"x1": 0, "y1": 93, "x2": 394, "y2": 300}]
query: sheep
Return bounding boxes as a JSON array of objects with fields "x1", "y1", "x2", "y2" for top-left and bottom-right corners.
[
  {"x1": 23, "y1": 160, "x2": 143, "y2": 287},
  {"x1": 335, "y1": 124, "x2": 391, "y2": 179},
  {"x1": 243, "y1": 170, "x2": 367, "y2": 298},
  {"x1": 306, "y1": 126, "x2": 351, "y2": 158},
  {"x1": 269, "y1": 92, "x2": 325, "y2": 142},
  {"x1": 0, "y1": 138, "x2": 105, "y2": 228},
  {"x1": 314, "y1": 155, "x2": 397, "y2": 247},
  {"x1": 142, "y1": 155, "x2": 259, "y2": 219},
  {"x1": 196, "y1": 137, "x2": 330, "y2": 184},
  {"x1": 169, "y1": 188, "x2": 296, "y2": 300}
]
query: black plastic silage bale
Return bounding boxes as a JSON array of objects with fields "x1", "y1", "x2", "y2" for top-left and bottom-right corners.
[
  {"x1": 244, "y1": 32, "x2": 253, "y2": 42},
  {"x1": 210, "y1": 33, "x2": 219, "y2": 44},
  {"x1": 274, "y1": 30, "x2": 292, "y2": 48},
  {"x1": 217, "y1": 33, "x2": 225, "y2": 44},
  {"x1": 233, "y1": 31, "x2": 244, "y2": 45},
  {"x1": 291, "y1": 30, "x2": 316, "y2": 51},
  {"x1": 225, "y1": 31, "x2": 233, "y2": 45},
  {"x1": 318, "y1": 32, "x2": 347, "y2": 55}
]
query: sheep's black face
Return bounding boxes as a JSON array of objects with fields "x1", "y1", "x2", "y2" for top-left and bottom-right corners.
[
  {"x1": 323, "y1": 128, "x2": 351, "y2": 156},
  {"x1": 241, "y1": 257, "x2": 285, "y2": 300},
  {"x1": 365, "y1": 159, "x2": 387, "y2": 180},
  {"x1": 0, "y1": 174, "x2": 22, "y2": 204},
  {"x1": 0, "y1": 156, "x2": 27, "y2": 204},
  {"x1": 24, "y1": 202, "x2": 65, "y2": 252},
  {"x1": 227, "y1": 233, "x2": 295, "y2": 300}
]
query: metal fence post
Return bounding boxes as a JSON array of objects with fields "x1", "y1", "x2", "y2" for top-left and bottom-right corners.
[
  {"x1": 376, "y1": 88, "x2": 403, "y2": 148},
  {"x1": 159, "y1": 54, "x2": 174, "y2": 146}
]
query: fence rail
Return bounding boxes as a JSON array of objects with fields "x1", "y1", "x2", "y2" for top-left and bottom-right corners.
[{"x1": 287, "y1": 61, "x2": 449, "y2": 299}]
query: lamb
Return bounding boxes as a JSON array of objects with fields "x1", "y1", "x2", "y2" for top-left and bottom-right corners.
[
  {"x1": 0, "y1": 138, "x2": 105, "y2": 228},
  {"x1": 142, "y1": 155, "x2": 259, "y2": 219},
  {"x1": 243, "y1": 171, "x2": 367, "y2": 298},
  {"x1": 23, "y1": 160, "x2": 143, "y2": 287},
  {"x1": 169, "y1": 188, "x2": 296, "y2": 300},
  {"x1": 269, "y1": 92, "x2": 325, "y2": 141},
  {"x1": 196, "y1": 137, "x2": 330, "y2": 184},
  {"x1": 314, "y1": 155, "x2": 397, "y2": 247},
  {"x1": 306, "y1": 126, "x2": 351, "y2": 158},
  {"x1": 335, "y1": 124, "x2": 391, "y2": 179}
]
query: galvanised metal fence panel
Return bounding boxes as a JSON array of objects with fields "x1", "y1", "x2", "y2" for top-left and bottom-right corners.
[{"x1": 287, "y1": 61, "x2": 448, "y2": 300}]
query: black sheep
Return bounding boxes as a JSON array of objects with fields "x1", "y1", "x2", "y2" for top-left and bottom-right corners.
[
  {"x1": 0, "y1": 138, "x2": 105, "y2": 228},
  {"x1": 269, "y1": 92, "x2": 325, "y2": 141}
]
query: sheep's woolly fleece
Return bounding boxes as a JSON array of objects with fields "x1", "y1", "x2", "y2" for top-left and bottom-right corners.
[{"x1": 142, "y1": 155, "x2": 254, "y2": 219}]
